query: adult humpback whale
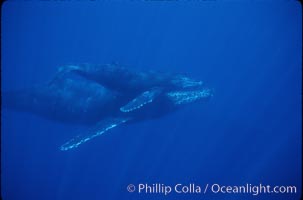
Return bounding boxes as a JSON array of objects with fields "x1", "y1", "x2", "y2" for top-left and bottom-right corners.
[{"x1": 3, "y1": 64, "x2": 213, "y2": 151}]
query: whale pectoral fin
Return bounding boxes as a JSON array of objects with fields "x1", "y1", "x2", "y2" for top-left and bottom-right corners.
[
  {"x1": 59, "y1": 118, "x2": 130, "y2": 151},
  {"x1": 120, "y1": 88, "x2": 162, "y2": 112}
]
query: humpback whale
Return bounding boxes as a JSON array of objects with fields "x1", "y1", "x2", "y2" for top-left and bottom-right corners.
[{"x1": 3, "y1": 64, "x2": 213, "y2": 151}]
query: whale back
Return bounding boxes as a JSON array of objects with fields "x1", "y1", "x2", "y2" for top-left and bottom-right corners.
[{"x1": 3, "y1": 78, "x2": 121, "y2": 124}]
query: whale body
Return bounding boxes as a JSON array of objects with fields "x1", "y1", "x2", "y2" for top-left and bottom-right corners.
[{"x1": 3, "y1": 64, "x2": 213, "y2": 151}]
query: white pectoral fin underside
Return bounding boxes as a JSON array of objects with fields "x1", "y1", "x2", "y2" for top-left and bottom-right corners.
[
  {"x1": 120, "y1": 88, "x2": 162, "y2": 112},
  {"x1": 60, "y1": 118, "x2": 130, "y2": 151}
]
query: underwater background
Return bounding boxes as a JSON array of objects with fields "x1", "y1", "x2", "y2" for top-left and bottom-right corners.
[{"x1": 1, "y1": 1, "x2": 301, "y2": 200}]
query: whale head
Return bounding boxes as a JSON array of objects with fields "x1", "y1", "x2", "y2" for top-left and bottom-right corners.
[
  {"x1": 166, "y1": 74, "x2": 213, "y2": 105},
  {"x1": 170, "y1": 75, "x2": 203, "y2": 89},
  {"x1": 166, "y1": 87, "x2": 213, "y2": 105}
]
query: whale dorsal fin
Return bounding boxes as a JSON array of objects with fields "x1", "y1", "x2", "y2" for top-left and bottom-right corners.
[
  {"x1": 120, "y1": 87, "x2": 162, "y2": 113},
  {"x1": 60, "y1": 117, "x2": 130, "y2": 151}
]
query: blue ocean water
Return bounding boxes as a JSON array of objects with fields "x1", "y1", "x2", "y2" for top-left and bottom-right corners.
[{"x1": 1, "y1": 1, "x2": 301, "y2": 200}]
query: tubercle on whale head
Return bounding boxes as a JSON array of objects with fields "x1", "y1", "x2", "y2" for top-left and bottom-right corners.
[
  {"x1": 170, "y1": 75, "x2": 203, "y2": 89},
  {"x1": 166, "y1": 87, "x2": 214, "y2": 105}
]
